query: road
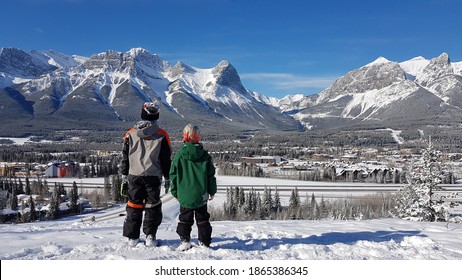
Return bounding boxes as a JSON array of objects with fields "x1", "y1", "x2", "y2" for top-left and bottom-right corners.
[{"x1": 36, "y1": 178, "x2": 462, "y2": 200}]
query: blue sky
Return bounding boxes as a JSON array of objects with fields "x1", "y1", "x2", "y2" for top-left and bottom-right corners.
[{"x1": 2, "y1": 0, "x2": 461, "y2": 98}]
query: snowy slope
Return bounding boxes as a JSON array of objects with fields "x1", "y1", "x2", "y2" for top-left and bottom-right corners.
[
  {"x1": 1, "y1": 176, "x2": 462, "y2": 260},
  {"x1": 399, "y1": 56, "x2": 429, "y2": 80},
  {"x1": 166, "y1": 61, "x2": 252, "y2": 108},
  {"x1": 30, "y1": 50, "x2": 84, "y2": 69},
  {"x1": 2, "y1": 200, "x2": 462, "y2": 260}
]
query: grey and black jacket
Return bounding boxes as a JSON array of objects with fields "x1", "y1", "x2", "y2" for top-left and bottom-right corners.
[{"x1": 120, "y1": 121, "x2": 172, "y2": 180}]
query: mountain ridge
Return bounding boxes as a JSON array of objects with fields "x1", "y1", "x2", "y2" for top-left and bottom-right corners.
[
  {"x1": 0, "y1": 47, "x2": 302, "y2": 136},
  {"x1": 1, "y1": 47, "x2": 462, "y2": 138},
  {"x1": 272, "y1": 52, "x2": 462, "y2": 130}
]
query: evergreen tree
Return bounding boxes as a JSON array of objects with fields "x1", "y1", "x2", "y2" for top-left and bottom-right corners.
[
  {"x1": 91, "y1": 162, "x2": 96, "y2": 177},
  {"x1": 48, "y1": 186, "x2": 61, "y2": 220},
  {"x1": 69, "y1": 181, "x2": 79, "y2": 213},
  {"x1": 82, "y1": 165, "x2": 90, "y2": 178},
  {"x1": 242, "y1": 187, "x2": 257, "y2": 219},
  {"x1": 256, "y1": 193, "x2": 262, "y2": 219},
  {"x1": 288, "y1": 187, "x2": 301, "y2": 219},
  {"x1": 233, "y1": 186, "x2": 240, "y2": 210},
  {"x1": 236, "y1": 187, "x2": 246, "y2": 219},
  {"x1": 310, "y1": 193, "x2": 317, "y2": 219},
  {"x1": 273, "y1": 187, "x2": 282, "y2": 214},
  {"x1": 18, "y1": 178, "x2": 24, "y2": 194},
  {"x1": 262, "y1": 186, "x2": 273, "y2": 219},
  {"x1": 243, "y1": 191, "x2": 252, "y2": 217},
  {"x1": 29, "y1": 195, "x2": 37, "y2": 222},
  {"x1": 315, "y1": 203, "x2": 321, "y2": 220},
  {"x1": 238, "y1": 187, "x2": 245, "y2": 207},
  {"x1": 396, "y1": 139, "x2": 450, "y2": 222},
  {"x1": 10, "y1": 187, "x2": 18, "y2": 211},
  {"x1": 25, "y1": 177, "x2": 31, "y2": 195},
  {"x1": 302, "y1": 192, "x2": 316, "y2": 220},
  {"x1": 40, "y1": 179, "x2": 48, "y2": 197},
  {"x1": 319, "y1": 195, "x2": 328, "y2": 219},
  {"x1": 224, "y1": 187, "x2": 237, "y2": 218},
  {"x1": 57, "y1": 183, "x2": 66, "y2": 196}
]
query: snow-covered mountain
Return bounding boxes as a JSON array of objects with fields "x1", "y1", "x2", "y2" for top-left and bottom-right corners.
[
  {"x1": 270, "y1": 53, "x2": 462, "y2": 130},
  {"x1": 0, "y1": 47, "x2": 301, "y2": 134},
  {"x1": 3, "y1": 48, "x2": 461, "y2": 134}
]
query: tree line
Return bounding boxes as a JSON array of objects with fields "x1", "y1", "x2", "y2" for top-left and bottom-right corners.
[
  {"x1": 210, "y1": 186, "x2": 398, "y2": 221},
  {"x1": 0, "y1": 174, "x2": 126, "y2": 223}
]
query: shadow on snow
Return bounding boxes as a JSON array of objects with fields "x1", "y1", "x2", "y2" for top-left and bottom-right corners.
[{"x1": 211, "y1": 230, "x2": 425, "y2": 251}]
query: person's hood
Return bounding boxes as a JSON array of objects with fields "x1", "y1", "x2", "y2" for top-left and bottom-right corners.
[
  {"x1": 181, "y1": 142, "x2": 206, "y2": 162},
  {"x1": 135, "y1": 121, "x2": 159, "y2": 139}
]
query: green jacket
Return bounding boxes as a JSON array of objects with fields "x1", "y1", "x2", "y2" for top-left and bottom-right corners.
[{"x1": 169, "y1": 142, "x2": 217, "y2": 209}]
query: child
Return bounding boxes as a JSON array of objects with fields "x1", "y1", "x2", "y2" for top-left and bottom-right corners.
[
  {"x1": 169, "y1": 124, "x2": 217, "y2": 250},
  {"x1": 120, "y1": 101, "x2": 171, "y2": 247}
]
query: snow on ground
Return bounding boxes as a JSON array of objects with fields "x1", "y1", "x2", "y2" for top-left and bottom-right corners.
[
  {"x1": 0, "y1": 136, "x2": 35, "y2": 145},
  {"x1": 2, "y1": 175, "x2": 462, "y2": 280},
  {"x1": 0, "y1": 136, "x2": 78, "y2": 145},
  {"x1": 385, "y1": 128, "x2": 404, "y2": 144},
  {"x1": 1, "y1": 192, "x2": 462, "y2": 261}
]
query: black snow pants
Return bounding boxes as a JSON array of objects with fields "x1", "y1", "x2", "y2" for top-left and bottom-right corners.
[
  {"x1": 176, "y1": 204, "x2": 212, "y2": 246},
  {"x1": 123, "y1": 175, "x2": 162, "y2": 239}
]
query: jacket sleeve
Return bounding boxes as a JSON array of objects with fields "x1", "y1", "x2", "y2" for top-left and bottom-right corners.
[
  {"x1": 169, "y1": 155, "x2": 178, "y2": 198},
  {"x1": 119, "y1": 134, "x2": 130, "y2": 176},
  {"x1": 159, "y1": 135, "x2": 172, "y2": 179},
  {"x1": 206, "y1": 153, "x2": 217, "y2": 196}
]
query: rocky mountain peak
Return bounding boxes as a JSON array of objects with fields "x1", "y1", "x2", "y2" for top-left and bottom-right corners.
[
  {"x1": 83, "y1": 50, "x2": 125, "y2": 70},
  {"x1": 434, "y1": 52, "x2": 450, "y2": 64},
  {"x1": 128, "y1": 48, "x2": 163, "y2": 66},
  {"x1": 366, "y1": 56, "x2": 391, "y2": 66},
  {"x1": 82, "y1": 49, "x2": 165, "y2": 75},
  {"x1": 317, "y1": 57, "x2": 405, "y2": 104},
  {"x1": 0, "y1": 47, "x2": 58, "y2": 77},
  {"x1": 416, "y1": 52, "x2": 454, "y2": 87},
  {"x1": 211, "y1": 60, "x2": 247, "y2": 93},
  {"x1": 128, "y1": 47, "x2": 150, "y2": 57},
  {"x1": 216, "y1": 59, "x2": 230, "y2": 68},
  {"x1": 170, "y1": 61, "x2": 196, "y2": 79}
]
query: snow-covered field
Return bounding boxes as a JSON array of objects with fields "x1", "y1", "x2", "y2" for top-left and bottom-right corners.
[
  {"x1": 1, "y1": 199, "x2": 462, "y2": 260},
  {"x1": 2, "y1": 176, "x2": 462, "y2": 279}
]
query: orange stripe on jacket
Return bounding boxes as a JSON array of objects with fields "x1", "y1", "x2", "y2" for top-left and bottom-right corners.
[
  {"x1": 123, "y1": 128, "x2": 136, "y2": 140},
  {"x1": 127, "y1": 201, "x2": 144, "y2": 209},
  {"x1": 157, "y1": 129, "x2": 171, "y2": 145}
]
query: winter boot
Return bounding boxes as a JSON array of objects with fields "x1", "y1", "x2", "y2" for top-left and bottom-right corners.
[
  {"x1": 198, "y1": 241, "x2": 210, "y2": 248},
  {"x1": 128, "y1": 238, "x2": 139, "y2": 247},
  {"x1": 177, "y1": 241, "x2": 192, "y2": 251},
  {"x1": 145, "y1": 235, "x2": 158, "y2": 247}
]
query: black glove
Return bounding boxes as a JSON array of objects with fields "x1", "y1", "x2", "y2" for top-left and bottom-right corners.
[{"x1": 164, "y1": 180, "x2": 170, "y2": 194}]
